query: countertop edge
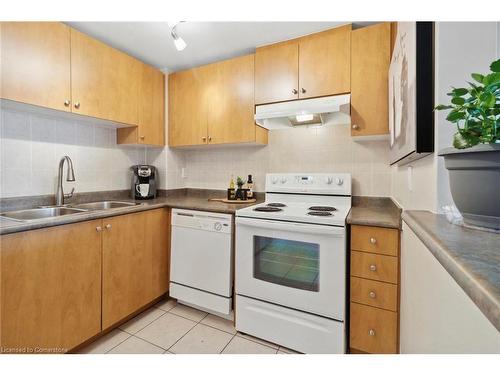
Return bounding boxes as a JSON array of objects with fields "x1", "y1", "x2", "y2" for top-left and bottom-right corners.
[{"x1": 402, "y1": 210, "x2": 500, "y2": 332}]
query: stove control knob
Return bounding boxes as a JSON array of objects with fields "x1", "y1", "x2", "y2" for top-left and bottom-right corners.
[
  {"x1": 272, "y1": 177, "x2": 278, "y2": 184},
  {"x1": 280, "y1": 177, "x2": 287, "y2": 184},
  {"x1": 214, "y1": 222, "x2": 222, "y2": 232},
  {"x1": 326, "y1": 177, "x2": 334, "y2": 185},
  {"x1": 335, "y1": 178, "x2": 344, "y2": 186}
]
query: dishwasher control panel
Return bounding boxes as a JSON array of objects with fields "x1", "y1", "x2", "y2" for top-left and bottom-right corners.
[{"x1": 172, "y1": 209, "x2": 232, "y2": 234}]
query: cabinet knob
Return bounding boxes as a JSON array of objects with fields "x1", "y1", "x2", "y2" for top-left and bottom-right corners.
[
  {"x1": 301, "y1": 88, "x2": 306, "y2": 94},
  {"x1": 64, "y1": 100, "x2": 71, "y2": 107},
  {"x1": 96, "y1": 226, "x2": 102, "y2": 232},
  {"x1": 369, "y1": 264, "x2": 377, "y2": 272},
  {"x1": 352, "y1": 124, "x2": 359, "y2": 130},
  {"x1": 140, "y1": 136, "x2": 145, "y2": 140},
  {"x1": 202, "y1": 136, "x2": 207, "y2": 142},
  {"x1": 368, "y1": 329, "x2": 376, "y2": 336},
  {"x1": 208, "y1": 136, "x2": 212, "y2": 142},
  {"x1": 370, "y1": 237, "x2": 377, "y2": 244},
  {"x1": 292, "y1": 89, "x2": 298, "y2": 95},
  {"x1": 369, "y1": 291, "x2": 376, "y2": 299},
  {"x1": 105, "y1": 224, "x2": 112, "y2": 230},
  {"x1": 74, "y1": 102, "x2": 81, "y2": 109}
]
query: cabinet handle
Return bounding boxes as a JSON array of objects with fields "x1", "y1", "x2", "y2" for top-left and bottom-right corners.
[
  {"x1": 96, "y1": 226, "x2": 102, "y2": 232},
  {"x1": 105, "y1": 224, "x2": 112, "y2": 230},
  {"x1": 352, "y1": 124, "x2": 359, "y2": 130},
  {"x1": 292, "y1": 89, "x2": 298, "y2": 95},
  {"x1": 369, "y1": 264, "x2": 377, "y2": 272},
  {"x1": 202, "y1": 136, "x2": 206, "y2": 142},
  {"x1": 74, "y1": 102, "x2": 81, "y2": 109},
  {"x1": 140, "y1": 136, "x2": 145, "y2": 140},
  {"x1": 301, "y1": 88, "x2": 306, "y2": 94},
  {"x1": 369, "y1": 291, "x2": 376, "y2": 299},
  {"x1": 64, "y1": 100, "x2": 71, "y2": 107},
  {"x1": 368, "y1": 329, "x2": 376, "y2": 336},
  {"x1": 370, "y1": 237, "x2": 377, "y2": 244},
  {"x1": 208, "y1": 136, "x2": 212, "y2": 142}
]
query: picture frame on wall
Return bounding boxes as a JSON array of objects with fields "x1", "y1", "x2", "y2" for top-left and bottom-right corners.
[{"x1": 389, "y1": 22, "x2": 435, "y2": 165}]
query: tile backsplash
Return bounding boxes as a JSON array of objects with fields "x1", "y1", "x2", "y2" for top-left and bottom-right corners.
[
  {"x1": 173, "y1": 123, "x2": 392, "y2": 196},
  {"x1": 0, "y1": 108, "x2": 145, "y2": 198}
]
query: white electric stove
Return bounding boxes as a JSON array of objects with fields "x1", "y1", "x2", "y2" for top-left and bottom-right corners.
[{"x1": 235, "y1": 173, "x2": 351, "y2": 354}]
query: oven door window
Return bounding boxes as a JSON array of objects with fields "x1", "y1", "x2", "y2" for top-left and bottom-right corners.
[{"x1": 253, "y1": 235, "x2": 319, "y2": 292}]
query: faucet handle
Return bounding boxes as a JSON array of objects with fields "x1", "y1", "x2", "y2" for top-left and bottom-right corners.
[{"x1": 64, "y1": 187, "x2": 75, "y2": 199}]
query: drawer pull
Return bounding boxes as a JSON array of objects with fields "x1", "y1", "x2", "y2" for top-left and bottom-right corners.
[
  {"x1": 368, "y1": 329, "x2": 376, "y2": 336},
  {"x1": 369, "y1": 264, "x2": 377, "y2": 272},
  {"x1": 370, "y1": 237, "x2": 377, "y2": 244},
  {"x1": 96, "y1": 226, "x2": 102, "y2": 232},
  {"x1": 369, "y1": 291, "x2": 376, "y2": 299},
  {"x1": 105, "y1": 224, "x2": 112, "y2": 230}
]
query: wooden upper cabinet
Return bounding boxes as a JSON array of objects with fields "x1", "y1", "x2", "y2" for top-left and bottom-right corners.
[
  {"x1": 298, "y1": 24, "x2": 351, "y2": 99},
  {"x1": 117, "y1": 63, "x2": 165, "y2": 146},
  {"x1": 255, "y1": 40, "x2": 299, "y2": 104},
  {"x1": 70, "y1": 28, "x2": 141, "y2": 125},
  {"x1": 0, "y1": 22, "x2": 71, "y2": 112},
  {"x1": 208, "y1": 54, "x2": 256, "y2": 144},
  {"x1": 1, "y1": 220, "x2": 102, "y2": 352},
  {"x1": 102, "y1": 209, "x2": 169, "y2": 329},
  {"x1": 351, "y1": 22, "x2": 391, "y2": 136},
  {"x1": 168, "y1": 66, "x2": 209, "y2": 147}
]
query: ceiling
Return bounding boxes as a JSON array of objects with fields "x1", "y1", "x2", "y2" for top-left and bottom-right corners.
[{"x1": 67, "y1": 22, "x2": 373, "y2": 72}]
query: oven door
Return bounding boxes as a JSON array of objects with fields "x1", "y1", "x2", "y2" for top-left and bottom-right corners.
[{"x1": 235, "y1": 216, "x2": 346, "y2": 320}]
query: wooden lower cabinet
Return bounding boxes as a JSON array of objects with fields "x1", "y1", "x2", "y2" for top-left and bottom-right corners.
[
  {"x1": 102, "y1": 208, "x2": 169, "y2": 329},
  {"x1": 350, "y1": 224, "x2": 400, "y2": 354},
  {"x1": 350, "y1": 302, "x2": 398, "y2": 354},
  {"x1": 0, "y1": 220, "x2": 102, "y2": 353}
]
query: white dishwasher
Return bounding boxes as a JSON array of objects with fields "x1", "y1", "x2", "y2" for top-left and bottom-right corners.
[{"x1": 170, "y1": 209, "x2": 233, "y2": 316}]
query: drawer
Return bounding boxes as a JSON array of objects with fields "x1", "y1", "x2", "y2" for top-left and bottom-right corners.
[
  {"x1": 350, "y1": 302, "x2": 398, "y2": 354},
  {"x1": 351, "y1": 251, "x2": 398, "y2": 284},
  {"x1": 350, "y1": 276, "x2": 398, "y2": 311},
  {"x1": 351, "y1": 225, "x2": 399, "y2": 256}
]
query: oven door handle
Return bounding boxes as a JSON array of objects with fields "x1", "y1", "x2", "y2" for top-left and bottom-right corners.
[{"x1": 236, "y1": 217, "x2": 345, "y2": 236}]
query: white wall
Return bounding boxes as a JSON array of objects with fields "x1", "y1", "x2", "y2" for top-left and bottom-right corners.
[
  {"x1": 175, "y1": 124, "x2": 392, "y2": 196},
  {"x1": 391, "y1": 22, "x2": 499, "y2": 212},
  {"x1": 400, "y1": 223, "x2": 500, "y2": 353},
  {"x1": 0, "y1": 108, "x2": 145, "y2": 198}
]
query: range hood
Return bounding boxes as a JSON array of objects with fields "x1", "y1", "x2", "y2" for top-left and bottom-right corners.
[{"x1": 255, "y1": 94, "x2": 351, "y2": 130}]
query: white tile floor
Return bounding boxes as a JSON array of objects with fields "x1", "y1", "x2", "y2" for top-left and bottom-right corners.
[{"x1": 78, "y1": 297, "x2": 300, "y2": 354}]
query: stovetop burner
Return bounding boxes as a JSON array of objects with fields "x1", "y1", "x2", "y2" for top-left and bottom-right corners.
[
  {"x1": 266, "y1": 203, "x2": 287, "y2": 207},
  {"x1": 307, "y1": 211, "x2": 334, "y2": 217},
  {"x1": 254, "y1": 206, "x2": 283, "y2": 212},
  {"x1": 308, "y1": 206, "x2": 337, "y2": 212}
]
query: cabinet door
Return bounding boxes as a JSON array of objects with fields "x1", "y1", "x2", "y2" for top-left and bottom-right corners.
[
  {"x1": 168, "y1": 66, "x2": 209, "y2": 146},
  {"x1": 255, "y1": 40, "x2": 299, "y2": 104},
  {"x1": 138, "y1": 64, "x2": 165, "y2": 146},
  {"x1": 298, "y1": 24, "x2": 351, "y2": 99},
  {"x1": 1, "y1": 220, "x2": 102, "y2": 352},
  {"x1": 70, "y1": 28, "x2": 140, "y2": 125},
  {"x1": 351, "y1": 22, "x2": 391, "y2": 136},
  {"x1": 208, "y1": 54, "x2": 256, "y2": 144},
  {"x1": 102, "y1": 209, "x2": 169, "y2": 329},
  {"x1": 0, "y1": 22, "x2": 71, "y2": 112}
]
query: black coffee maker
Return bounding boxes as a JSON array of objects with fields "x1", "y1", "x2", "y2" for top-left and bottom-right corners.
[{"x1": 131, "y1": 165, "x2": 157, "y2": 200}]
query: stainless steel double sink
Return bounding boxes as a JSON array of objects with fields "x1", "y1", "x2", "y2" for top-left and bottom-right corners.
[{"x1": 1, "y1": 201, "x2": 141, "y2": 222}]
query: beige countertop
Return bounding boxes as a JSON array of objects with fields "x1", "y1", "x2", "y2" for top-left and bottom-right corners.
[
  {"x1": 347, "y1": 196, "x2": 402, "y2": 229},
  {"x1": 0, "y1": 189, "x2": 264, "y2": 235}
]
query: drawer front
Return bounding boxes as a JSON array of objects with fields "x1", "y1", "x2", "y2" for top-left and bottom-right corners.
[
  {"x1": 351, "y1": 251, "x2": 398, "y2": 284},
  {"x1": 350, "y1": 276, "x2": 398, "y2": 311},
  {"x1": 350, "y1": 302, "x2": 398, "y2": 354},
  {"x1": 351, "y1": 225, "x2": 399, "y2": 256}
]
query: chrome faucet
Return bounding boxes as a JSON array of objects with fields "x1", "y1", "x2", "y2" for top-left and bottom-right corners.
[{"x1": 55, "y1": 156, "x2": 76, "y2": 206}]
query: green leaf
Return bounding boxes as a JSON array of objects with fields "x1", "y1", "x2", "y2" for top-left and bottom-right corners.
[
  {"x1": 435, "y1": 104, "x2": 453, "y2": 110},
  {"x1": 446, "y1": 110, "x2": 465, "y2": 122},
  {"x1": 452, "y1": 87, "x2": 468, "y2": 96},
  {"x1": 483, "y1": 72, "x2": 500, "y2": 86},
  {"x1": 451, "y1": 97, "x2": 465, "y2": 105},
  {"x1": 452, "y1": 133, "x2": 470, "y2": 149},
  {"x1": 471, "y1": 73, "x2": 484, "y2": 83},
  {"x1": 490, "y1": 59, "x2": 500, "y2": 72}
]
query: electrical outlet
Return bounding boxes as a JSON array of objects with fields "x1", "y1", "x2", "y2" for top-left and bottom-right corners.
[{"x1": 407, "y1": 166, "x2": 413, "y2": 192}]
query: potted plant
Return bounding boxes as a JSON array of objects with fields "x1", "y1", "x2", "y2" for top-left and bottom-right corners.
[{"x1": 436, "y1": 58, "x2": 500, "y2": 230}]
